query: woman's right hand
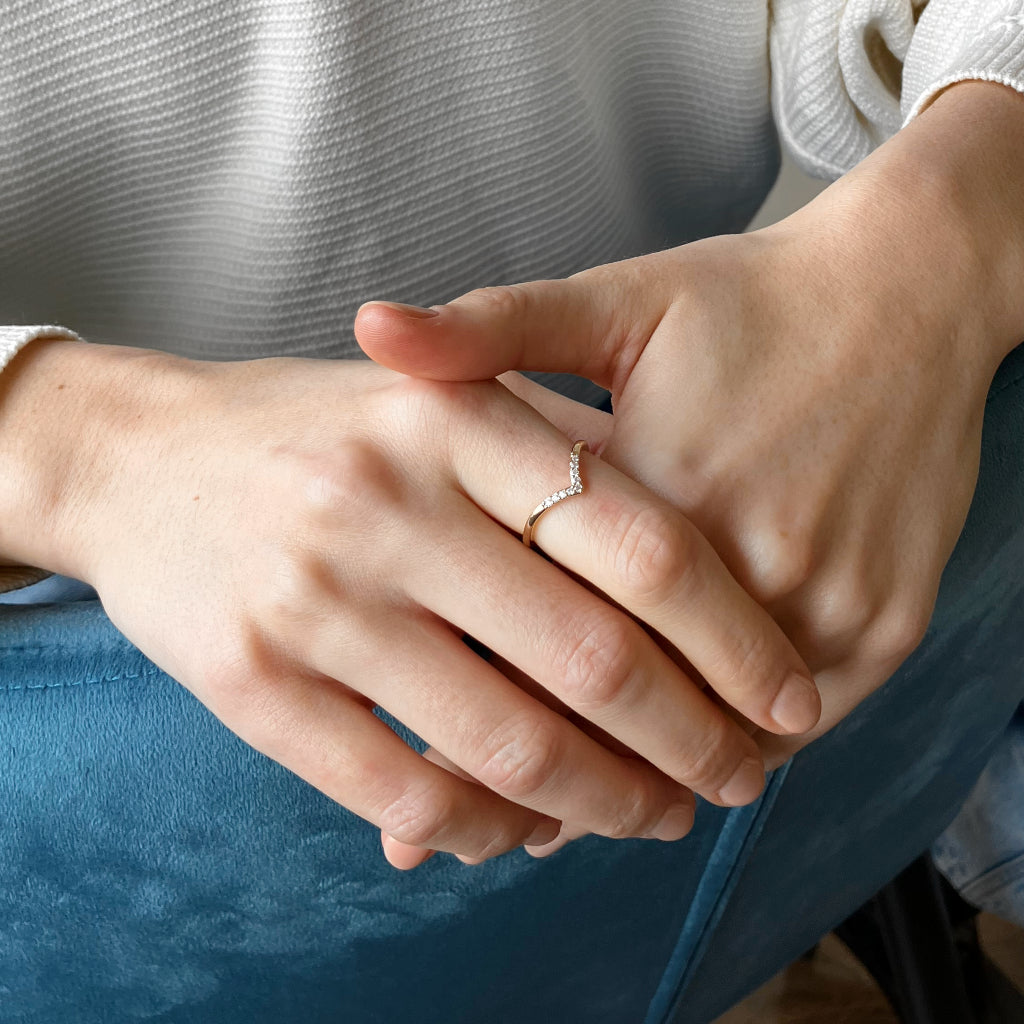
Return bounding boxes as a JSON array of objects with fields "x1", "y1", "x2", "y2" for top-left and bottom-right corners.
[{"x1": 0, "y1": 340, "x2": 819, "y2": 866}]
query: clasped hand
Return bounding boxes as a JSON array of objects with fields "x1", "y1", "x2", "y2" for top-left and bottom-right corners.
[
  {"x1": 46, "y1": 348, "x2": 816, "y2": 870},
  {"x1": 358, "y1": 105, "x2": 1012, "y2": 859}
]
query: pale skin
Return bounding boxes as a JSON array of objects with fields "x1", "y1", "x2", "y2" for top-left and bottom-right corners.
[
  {"x1": 356, "y1": 81, "x2": 1024, "y2": 863},
  {"x1": 0, "y1": 331, "x2": 819, "y2": 865},
  {"x1": 2, "y1": 79, "x2": 1019, "y2": 870}
]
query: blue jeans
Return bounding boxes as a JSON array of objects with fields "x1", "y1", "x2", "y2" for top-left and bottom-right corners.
[
  {"x1": 2, "y1": 343, "x2": 1024, "y2": 1024},
  {"x1": 933, "y1": 702, "x2": 1024, "y2": 928}
]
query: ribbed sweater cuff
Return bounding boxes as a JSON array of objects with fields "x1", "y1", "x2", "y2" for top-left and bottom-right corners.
[
  {"x1": 0, "y1": 324, "x2": 83, "y2": 373},
  {"x1": 904, "y1": 3, "x2": 1024, "y2": 122},
  {"x1": 0, "y1": 325, "x2": 84, "y2": 595}
]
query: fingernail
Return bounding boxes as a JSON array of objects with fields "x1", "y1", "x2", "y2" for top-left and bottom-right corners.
[
  {"x1": 374, "y1": 301, "x2": 440, "y2": 319},
  {"x1": 716, "y1": 757, "x2": 765, "y2": 807},
  {"x1": 524, "y1": 818, "x2": 562, "y2": 847},
  {"x1": 771, "y1": 673, "x2": 821, "y2": 734},
  {"x1": 649, "y1": 802, "x2": 695, "y2": 841},
  {"x1": 456, "y1": 854, "x2": 486, "y2": 866}
]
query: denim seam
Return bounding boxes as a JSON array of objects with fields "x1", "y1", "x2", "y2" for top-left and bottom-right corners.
[
  {"x1": 961, "y1": 850, "x2": 1024, "y2": 906},
  {"x1": 643, "y1": 762, "x2": 793, "y2": 1024},
  {"x1": 0, "y1": 665, "x2": 161, "y2": 694}
]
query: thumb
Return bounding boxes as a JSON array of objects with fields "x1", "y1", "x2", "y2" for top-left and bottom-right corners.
[{"x1": 354, "y1": 264, "x2": 669, "y2": 390}]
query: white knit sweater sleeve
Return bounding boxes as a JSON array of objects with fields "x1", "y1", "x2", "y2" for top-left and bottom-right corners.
[
  {"x1": 0, "y1": 326, "x2": 82, "y2": 594},
  {"x1": 771, "y1": 0, "x2": 1024, "y2": 179},
  {"x1": 0, "y1": 325, "x2": 81, "y2": 374}
]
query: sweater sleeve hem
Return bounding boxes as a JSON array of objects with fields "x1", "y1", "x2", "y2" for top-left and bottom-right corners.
[
  {"x1": 904, "y1": 69, "x2": 1024, "y2": 124},
  {"x1": 771, "y1": 1, "x2": 1024, "y2": 179},
  {"x1": 903, "y1": 3, "x2": 1024, "y2": 123},
  {"x1": 0, "y1": 324, "x2": 83, "y2": 373}
]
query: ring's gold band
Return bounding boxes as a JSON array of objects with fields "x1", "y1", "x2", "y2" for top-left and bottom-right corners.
[{"x1": 522, "y1": 440, "x2": 589, "y2": 549}]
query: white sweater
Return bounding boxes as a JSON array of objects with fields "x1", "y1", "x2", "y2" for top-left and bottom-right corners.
[{"x1": 1, "y1": 0, "x2": 1023, "y2": 592}]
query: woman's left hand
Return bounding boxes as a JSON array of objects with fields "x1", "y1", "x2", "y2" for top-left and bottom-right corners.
[{"x1": 357, "y1": 81, "x2": 1024, "y2": 820}]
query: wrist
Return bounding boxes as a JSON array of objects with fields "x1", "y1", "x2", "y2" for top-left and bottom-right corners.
[
  {"x1": 770, "y1": 81, "x2": 1024, "y2": 378},
  {"x1": 0, "y1": 339, "x2": 188, "y2": 583}
]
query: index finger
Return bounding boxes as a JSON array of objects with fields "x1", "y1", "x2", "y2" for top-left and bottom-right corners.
[{"x1": 570, "y1": 461, "x2": 822, "y2": 735}]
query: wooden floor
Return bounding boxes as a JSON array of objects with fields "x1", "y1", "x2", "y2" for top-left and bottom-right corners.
[{"x1": 713, "y1": 914, "x2": 1024, "y2": 1024}]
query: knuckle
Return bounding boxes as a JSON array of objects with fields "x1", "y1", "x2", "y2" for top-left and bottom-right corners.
[
  {"x1": 270, "y1": 440, "x2": 407, "y2": 589},
  {"x1": 378, "y1": 781, "x2": 455, "y2": 850},
  {"x1": 601, "y1": 785, "x2": 663, "y2": 840},
  {"x1": 600, "y1": 817, "x2": 637, "y2": 841},
  {"x1": 712, "y1": 622, "x2": 778, "y2": 702},
  {"x1": 611, "y1": 503, "x2": 696, "y2": 606},
  {"x1": 872, "y1": 601, "x2": 932, "y2": 663},
  {"x1": 221, "y1": 682, "x2": 296, "y2": 759},
  {"x1": 259, "y1": 546, "x2": 334, "y2": 630},
  {"x1": 752, "y1": 539, "x2": 815, "y2": 602},
  {"x1": 668, "y1": 716, "x2": 738, "y2": 793},
  {"x1": 813, "y1": 581, "x2": 877, "y2": 643},
  {"x1": 553, "y1": 610, "x2": 639, "y2": 710},
  {"x1": 386, "y1": 374, "x2": 506, "y2": 441},
  {"x1": 464, "y1": 824, "x2": 529, "y2": 862},
  {"x1": 297, "y1": 439, "x2": 401, "y2": 523},
  {"x1": 473, "y1": 712, "x2": 563, "y2": 802},
  {"x1": 465, "y1": 283, "x2": 532, "y2": 323},
  {"x1": 196, "y1": 630, "x2": 279, "y2": 724}
]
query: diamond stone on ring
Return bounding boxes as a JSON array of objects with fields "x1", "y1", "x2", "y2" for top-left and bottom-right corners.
[{"x1": 522, "y1": 440, "x2": 589, "y2": 549}]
